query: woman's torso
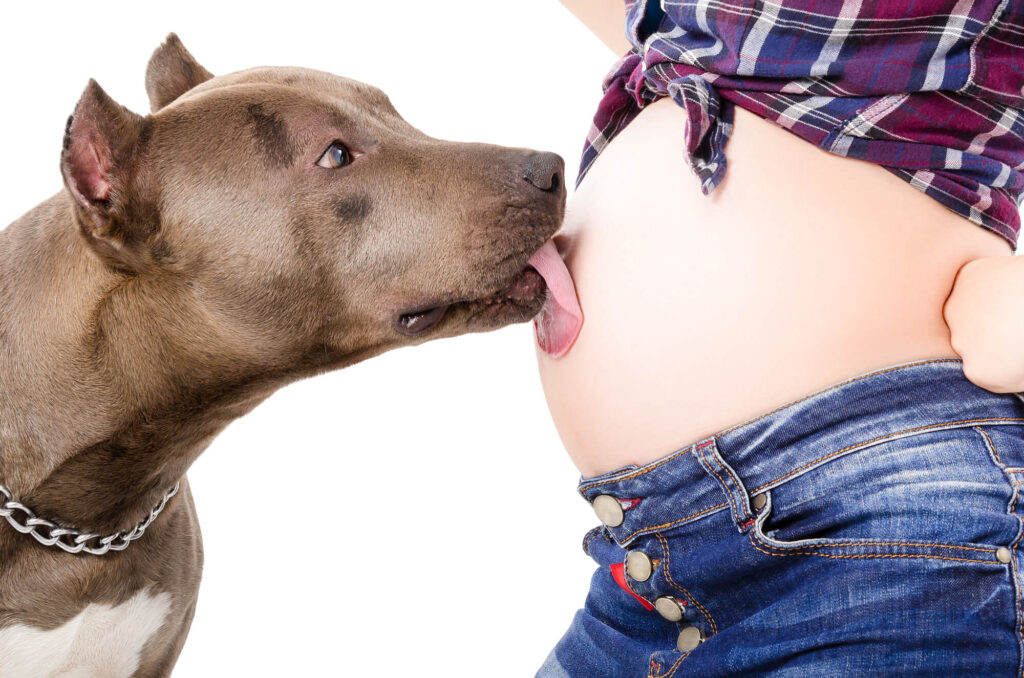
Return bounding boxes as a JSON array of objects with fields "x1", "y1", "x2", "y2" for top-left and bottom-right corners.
[{"x1": 536, "y1": 97, "x2": 1013, "y2": 478}]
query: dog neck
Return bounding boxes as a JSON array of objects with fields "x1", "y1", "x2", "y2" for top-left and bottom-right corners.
[{"x1": 0, "y1": 193, "x2": 355, "y2": 537}]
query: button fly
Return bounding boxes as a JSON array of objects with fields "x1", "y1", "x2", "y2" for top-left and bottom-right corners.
[
  {"x1": 677, "y1": 626, "x2": 703, "y2": 652},
  {"x1": 592, "y1": 494, "x2": 625, "y2": 527},
  {"x1": 625, "y1": 551, "x2": 653, "y2": 582},
  {"x1": 654, "y1": 596, "x2": 684, "y2": 622}
]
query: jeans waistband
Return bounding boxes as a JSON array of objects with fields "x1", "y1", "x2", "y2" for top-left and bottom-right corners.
[{"x1": 577, "y1": 358, "x2": 1024, "y2": 547}]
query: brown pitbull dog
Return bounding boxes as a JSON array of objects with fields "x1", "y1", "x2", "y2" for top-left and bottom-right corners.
[{"x1": 0, "y1": 34, "x2": 564, "y2": 677}]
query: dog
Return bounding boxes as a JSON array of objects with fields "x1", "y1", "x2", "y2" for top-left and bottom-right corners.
[{"x1": 0, "y1": 34, "x2": 565, "y2": 677}]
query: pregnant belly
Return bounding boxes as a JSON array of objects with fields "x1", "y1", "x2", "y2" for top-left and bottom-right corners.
[{"x1": 536, "y1": 98, "x2": 1011, "y2": 478}]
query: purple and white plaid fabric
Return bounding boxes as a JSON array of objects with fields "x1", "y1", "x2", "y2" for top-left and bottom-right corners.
[{"x1": 579, "y1": 0, "x2": 1024, "y2": 250}]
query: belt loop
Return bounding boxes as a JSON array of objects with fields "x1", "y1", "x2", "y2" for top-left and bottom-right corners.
[{"x1": 692, "y1": 438, "x2": 754, "y2": 533}]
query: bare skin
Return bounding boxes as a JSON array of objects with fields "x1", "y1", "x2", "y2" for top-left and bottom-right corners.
[{"x1": 542, "y1": 3, "x2": 1017, "y2": 478}]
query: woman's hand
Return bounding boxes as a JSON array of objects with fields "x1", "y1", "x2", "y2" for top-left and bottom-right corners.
[{"x1": 943, "y1": 254, "x2": 1024, "y2": 393}]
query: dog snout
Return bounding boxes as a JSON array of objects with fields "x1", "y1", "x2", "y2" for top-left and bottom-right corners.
[{"x1": 520, "y1": 152, "x2": 565, "y2": 194}]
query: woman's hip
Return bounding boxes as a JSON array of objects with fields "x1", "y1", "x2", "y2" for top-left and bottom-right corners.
[{"x1": 545, "y1": 358, "x2": 1024, "y2": 676}]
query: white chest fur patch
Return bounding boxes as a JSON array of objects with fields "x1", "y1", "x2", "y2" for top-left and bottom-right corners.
[{"x1": 0, "y1": 588, "x2": 172, "y2": 678}]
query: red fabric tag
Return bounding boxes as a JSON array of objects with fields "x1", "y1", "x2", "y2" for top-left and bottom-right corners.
[{"x1": 610, "y1": 562, "x2": 654, "y2": 611}]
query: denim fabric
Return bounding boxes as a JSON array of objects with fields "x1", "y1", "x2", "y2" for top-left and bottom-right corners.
[{"x1": 539, "y1": 358, "x2": 1024, "y2": 677}]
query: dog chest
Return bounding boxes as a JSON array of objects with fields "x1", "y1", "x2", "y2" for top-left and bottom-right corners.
[{"x1": 0, "y1": 588, "x2": 172, "y2": 678}]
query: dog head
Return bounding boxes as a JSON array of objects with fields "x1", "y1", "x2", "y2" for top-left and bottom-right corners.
[{"x1": 59, "y1": 34, "x2": 564, "y2": 376}]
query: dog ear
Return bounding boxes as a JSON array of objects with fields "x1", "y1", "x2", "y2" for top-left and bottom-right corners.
[
  {"x1": 61, "y1": 79, "x2": 155, "y2": 269},
  {"x1": 145, "y1": 33, "x2": 213, "y2": 112}
]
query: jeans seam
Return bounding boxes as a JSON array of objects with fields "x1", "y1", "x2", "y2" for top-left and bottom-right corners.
[
  {"x1": 578, "y1": 445, "x2": 694, "y2": 496},
  {"x1": 582, "y1": 526, "x2": 605, "y2": 557},
  {"x1": 748, "y1": 417, "x2": 1024, "y2": 496},
  {"x1": 660, "y1": 652, "x2": 689, "y2": 678},
  {"x1": 748, "y1": 490, "x2": 1005, "y2": 560},
  {"x1": 1013, "y1": 493, "x2": 1024, "y2": 678},
  {"x1": 705, "y1": 438, "x2": 753, "y2": 524},
  {"x1": 976, "y1": 425, "x2": 1007, "y2": 466},
  {"x1": 617, "y1": 420, "x2": 1024, "y2": 546},
  {"x1": 656, "y1": 532, "x2": 718, "y2": 635},
  {"x1": 975, "y1": 425, "x2": 1024, "y2": 677},
  {"x1": 696, "y1": 441, "x2": 748, "y2": 526},
  {"x1": 715, "y1": 449, "x2": 752, "y2": 523},
  {"x1": 747, "y1": 528, "x2": 1002, "y2": 564},
  {"x1": 617, "y1": 502, "x2": 731, "y2": 544}
]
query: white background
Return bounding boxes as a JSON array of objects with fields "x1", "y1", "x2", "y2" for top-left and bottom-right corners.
[{"x1": 0, "y1": 2, "x2": 616, "y2": 676}]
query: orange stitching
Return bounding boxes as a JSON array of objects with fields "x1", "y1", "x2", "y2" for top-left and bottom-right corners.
[
  {"x1": 1015, "y1": 537, "x2": 1023, "y2": 669},
  {"x1": 656, "y1": 533, "x2": 718, "y2": 636},
  {"x1": 716, "y1": 358, "x2": 964, "y2": 437},
  {"x1": 747, "y1": 531, "x2": 999, "y2": 564},
  {"x1": 976, "y1": 426, "x2": 1004, "y2": 466},
  {"x1": 983, "y1": 425, "x2": 1024, "y2": 661},
  {"x1": 715, "y1": 450, "x2": 752, "y2": 522},
  {"x1": 582, "y1": 527, "x2": 604, "y2": 556},
  {"x1": 748, "y1": 418, "x2": 1024, "y2": 495},
  {"x1": 661, "y1": 652, "x2": 689, "y2": 678},
  {"x1": 1014, "y1": 513, "x2": 1023, "y2": 662},
  {"x1": 583, "y1": 416, "x2": 1023, "y2": 516},
  {"x1": 580, "y1": 398, "x2": 1021, "y2": 506},
  {"x1": 578, "y1": 446, "x2": 695, "y2": 496},
  {"x1": 1012, "y1": 534, "x2": 1022, "y2": 667},
  {"x1": 697, "y1": 442, "x2": 745, "y2": 525},
  {"x1": 805, "y1": 541, "x2": 993, "y2": 552},
  {"x1": 752, "y1": 537, "x2": 994, "y2": 553},
  {"x1": 617, "y1": 502, "x2": 730, "y2": 544}
]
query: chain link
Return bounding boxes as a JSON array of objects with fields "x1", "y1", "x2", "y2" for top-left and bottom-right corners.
[{"x1": 0, "y1": 482, "x2": 180, "y2": 555}]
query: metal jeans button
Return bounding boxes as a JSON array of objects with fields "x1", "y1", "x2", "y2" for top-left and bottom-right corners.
[
  {"x1": 654, "y1": 596, "x2": 684, "y2": 622},
  {"x1": 625, "y1": 551, "x2": 653, "y2": 582},
  {"x1": 592, "y1": 494, "x2": 625, "y2": 527},
  {"x1": 677, "y1": 625, "x2": 703, "y2": 652}
]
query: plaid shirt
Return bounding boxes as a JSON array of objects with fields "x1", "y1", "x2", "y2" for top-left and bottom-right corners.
[{"x1": 579, "y1": 0, "x2": 1024, "y2": 250}]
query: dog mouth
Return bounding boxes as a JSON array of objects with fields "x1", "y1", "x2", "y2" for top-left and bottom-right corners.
[{"x1": 394, "y1": 265, "x2": 547, "y2": 336}]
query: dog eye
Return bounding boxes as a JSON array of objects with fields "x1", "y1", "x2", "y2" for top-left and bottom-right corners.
[{"x1": 316, "y1": 141, "x2": 352, "y2": 169}]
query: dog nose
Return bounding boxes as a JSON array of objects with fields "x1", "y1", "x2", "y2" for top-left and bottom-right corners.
[{"x1": 521, "y1": 152, "x2": 565, "y2": 193}]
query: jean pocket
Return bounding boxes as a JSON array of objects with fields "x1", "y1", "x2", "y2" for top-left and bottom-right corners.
[{"x1": 745, "y1": 424, "x2": 1024, "y2": 565}]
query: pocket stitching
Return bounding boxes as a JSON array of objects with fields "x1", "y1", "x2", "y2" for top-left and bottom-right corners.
[
  {"x1": 748, "y1": 489, "x2": 1003, "y2": 563},
  {"x1": 747, "y1": 528, "x2": 1000, "y2": 564}
]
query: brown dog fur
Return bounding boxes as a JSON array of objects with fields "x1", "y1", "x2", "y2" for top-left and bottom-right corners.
[{"x1": 0, "y1": 34, "x2": 564, "y2": 676}]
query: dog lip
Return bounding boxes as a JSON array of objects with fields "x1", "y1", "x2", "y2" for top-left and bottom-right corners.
[
  {"x1": 458, "y1": 265, "x2": 547, "y2": 314},
  {"x1": 394, "y1": 304, "x2": 450, "y2": 335},
  {"x1": 393, "y1": 264, "x2": 547, "y2": 336}
]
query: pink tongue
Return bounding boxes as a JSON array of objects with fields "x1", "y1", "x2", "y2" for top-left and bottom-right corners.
[{"x1": 527, "y1": 240, "x2": 583, "y2": 358}]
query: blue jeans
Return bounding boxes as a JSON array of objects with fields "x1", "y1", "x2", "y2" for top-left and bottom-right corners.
[{"x1": 539, "y1": 358, "x2": 1024, "y2": 677}]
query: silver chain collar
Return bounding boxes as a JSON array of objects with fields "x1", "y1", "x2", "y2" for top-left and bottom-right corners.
[{"x1": 0, "y1": 481, "x2": 180, "y2": 556}]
